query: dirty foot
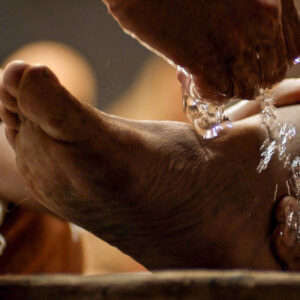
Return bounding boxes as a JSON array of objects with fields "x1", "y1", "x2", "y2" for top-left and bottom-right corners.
[{"x1": 0, "y1": 61, "x2": 297, "y2": 270}]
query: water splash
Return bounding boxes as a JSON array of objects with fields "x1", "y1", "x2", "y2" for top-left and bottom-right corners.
[
  {"x1": 179, "y1": 67, "x2": 232, "y2": 139},
  {"x1": 256, "y1": 89, "x2": 298, "y2": 179},
  {"x1": 256, "y1": 88, "x2": 300, "y2": 237},
  {"x1": 256, "y1": 89, "x2": 297, "y2": 173},
  {"x1": 179, "y1": 66, "x2": 300, "y2": 237},
  {"x1": 294, "y1": 56, "x2": 300, "y2": 65}
]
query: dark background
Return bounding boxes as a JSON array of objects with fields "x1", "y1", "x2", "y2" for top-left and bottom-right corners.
[{"x1": 0, "y1": 0, "x2": 151, "y2": 109}]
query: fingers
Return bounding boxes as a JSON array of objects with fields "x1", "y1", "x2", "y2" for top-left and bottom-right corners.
[
  {"x1": 256, "y1": 43, "x2": 280, "y2": 87},
  {"x1": 273, "y1": 79, "x2": 300, "y2": 106},
  {"x1": 226, "y1": 78, "x2": 300, "y2": 122},
  {"x1": 225, "y1": 100, "x2": 261, "y2": 122},
  {"x1": 226, "y1": 48, "x2": 260, "y2": 100}
]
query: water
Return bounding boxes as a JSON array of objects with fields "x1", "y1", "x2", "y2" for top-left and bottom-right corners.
[
  {"x1": 256, "y1": 88, "x2": 297, "y2": 173},
  {"x1": 179, "y1": 62, "x2": 300, "y2": 237},
  {"x1": 249, "y1": 88, "x2": 300, "y2": 238},
  {"x1": 256, "y1": 88, "x2": 300, "y2": 194},
  {"x1": 179, "y1": 67, "x2": 232, "y2": 139},
  {"x1": 294, "y1": 57, "x2": 300, "y2": 65},
  {"x1": 263, "y1": 56, "x2": 300, "y2": 237}
]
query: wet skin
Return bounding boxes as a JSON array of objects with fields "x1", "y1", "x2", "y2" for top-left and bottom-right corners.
[
  {"x1": 1, "y1": 61, "x2": 300, "y2": 270},
  {"x1": 103, "y1": 0, "x2": 300, "y2": 101}
]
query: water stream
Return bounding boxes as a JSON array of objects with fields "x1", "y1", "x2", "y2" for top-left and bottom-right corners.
[
  {"x1": 180, "y1": 63, "x2": 300, "y2": 237},
  {"x1": 179, "y1": 67, "x2": 232, "y2": 139}
]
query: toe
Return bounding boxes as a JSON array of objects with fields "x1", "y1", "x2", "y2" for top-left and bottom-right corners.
[
  {"x1": 0, "y1": 84, "x2": 19, "y2": 113},
  {"x1": 4, "y1": 126, "x2": 18, "y2": 149},
  {"x1": 2, "y1": 61, "x2": 30, "y2": 98},
  {"x1": 0, "y1": 103, "x2": 20, "y2": 129},
  {"x1": 17, "y1": 65, "x2": 93, "y2": 142}
]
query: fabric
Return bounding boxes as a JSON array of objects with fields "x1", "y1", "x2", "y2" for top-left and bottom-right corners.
[{"x1": 0, "y1": 206, "x2": 83, "y2": 274}]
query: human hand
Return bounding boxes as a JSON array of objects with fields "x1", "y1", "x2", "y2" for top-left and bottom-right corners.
[
  {"x1": 226, "y1": 78, "x2": 300, "y2": 121},
  {"x1": 103, "y1": 0, "x2": 300, "y2": 102}
]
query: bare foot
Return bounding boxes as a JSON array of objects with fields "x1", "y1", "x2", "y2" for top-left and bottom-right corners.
[
  {"x1": 273, "y1": 196, "x2": 300, "y2": 270},
  {"x1": 0, "y1": 61, "x2": 298, "y2": 270},
  {"x1": 0, "y1": 124, "x2": 27, "y2": 203}
]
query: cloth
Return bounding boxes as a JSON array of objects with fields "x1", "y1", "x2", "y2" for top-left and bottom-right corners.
[{"x1": 0, "y1": 205, "x2": 83, "y2": 274}]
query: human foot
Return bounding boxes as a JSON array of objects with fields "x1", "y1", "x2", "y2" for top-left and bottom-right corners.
[
  {"x1": 0, "y1": 61, "x2": 297, "y2": 270},
  {"x1": 1, "y1": 61, "x2": 212, "y2": 269},
  {"x1": 272, "y1": 196, "x2": 300, "y2": 270}
]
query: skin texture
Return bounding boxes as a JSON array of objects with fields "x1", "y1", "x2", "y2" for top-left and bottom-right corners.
[
  {"x1": 273, "y1": 196, "x2": 300, "y2": 271},
  {"x1": 1, "y1": 61, "x2": 300, "y2": 270},
  {"x1": 0, "y1": 41, "x2": 101, "y2": 274},
  {"x1": 0, "y1": 42, "x2": 148, "y2": 275},
  {"x1": 102, "y1": 0, "x2": 300, "y2": 101}
]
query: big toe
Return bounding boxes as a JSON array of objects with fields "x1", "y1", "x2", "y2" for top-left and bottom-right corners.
[
  {"x1": 5, "y1": 62, "x2": 94, "y2": 142},
  {"x1": 2, "y1": 61, "x2": 30, "y2": 97}
]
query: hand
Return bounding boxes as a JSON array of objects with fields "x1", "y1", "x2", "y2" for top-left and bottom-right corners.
[
  {"x1": 225, "y1": 78, "x2": 300, "y2": 121},
  {"x1": 103, "y1": 0, "x2": 300, "y2": 101}
]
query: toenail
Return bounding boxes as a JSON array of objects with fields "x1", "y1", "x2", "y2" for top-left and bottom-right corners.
[{"x1": 3, "y1": 61, "x2": 30, "y2": 94}]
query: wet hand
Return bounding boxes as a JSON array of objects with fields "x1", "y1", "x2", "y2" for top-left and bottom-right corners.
[{"x1": 103, "y1": 0, "x2": 300, "y2": 102}]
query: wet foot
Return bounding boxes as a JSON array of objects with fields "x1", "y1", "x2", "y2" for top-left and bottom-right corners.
[{"x1": 0, "y1": 61, "x2": 297, "y2": 270}]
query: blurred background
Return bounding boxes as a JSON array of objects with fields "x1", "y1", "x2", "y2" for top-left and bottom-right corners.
[{"x1": 0, "y1": 0, "x2": 151, "y2": 109}]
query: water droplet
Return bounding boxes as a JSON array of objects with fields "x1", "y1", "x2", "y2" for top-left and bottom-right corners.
[
  {"x1": 257, "y1": 90, "x2": 300, "y2": 213},
  {"x1": 178, "y1": 66, "x2": 300, "y2": 235},
  {"x1": 179, "y1": 66, "x2": 231, "y2": 140},
  {"x1": 294, "y1": 57, "x2": 300, "y2": 65}
]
